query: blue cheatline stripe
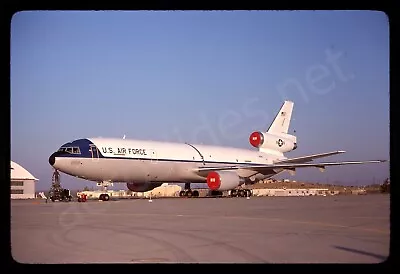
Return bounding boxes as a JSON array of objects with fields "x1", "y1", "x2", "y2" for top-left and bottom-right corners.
[{"x1": 56, "y1": 154, "x2": 269, "y2": 166}]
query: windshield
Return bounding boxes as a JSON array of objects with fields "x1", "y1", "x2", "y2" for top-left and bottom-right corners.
[{"x1": 57, "y1": 146, "x2": 81, "y2": 154}]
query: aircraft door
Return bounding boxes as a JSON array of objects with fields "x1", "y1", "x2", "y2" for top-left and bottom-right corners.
[{"x1": 89, "y1": 145, "x2": 99, "y2": 161}]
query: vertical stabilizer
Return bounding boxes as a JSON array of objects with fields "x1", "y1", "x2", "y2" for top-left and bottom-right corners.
[
  {"x1": 249, "y1": 100, "x2": 297, "y2": 155},
  {"x1": 267, "y1": 100, "x2": 294, "y2": 135}
]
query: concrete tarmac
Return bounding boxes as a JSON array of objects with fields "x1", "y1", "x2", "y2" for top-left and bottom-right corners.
[{"x1": 10, "y1": 194, "x2": 390, "y2": 264}]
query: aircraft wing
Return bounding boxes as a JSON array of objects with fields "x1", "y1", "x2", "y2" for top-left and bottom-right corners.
[
  {"x1": 273, "y1": 150, "x2": 346, "y2": 164},
  {"x1": 194, "y1": 160, "x2": 387, "y2": 175}
]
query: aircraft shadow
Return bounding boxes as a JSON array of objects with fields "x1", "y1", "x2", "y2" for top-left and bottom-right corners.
[{"x1": 332, "y1": 245, "x2": 388, "y2": 261}]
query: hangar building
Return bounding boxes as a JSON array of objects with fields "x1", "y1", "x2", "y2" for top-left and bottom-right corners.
[{"x1": 10, "y1": 161, "x2": 38, "y2": 199}]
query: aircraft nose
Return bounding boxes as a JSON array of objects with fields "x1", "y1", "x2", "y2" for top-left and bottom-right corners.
[{"x1": 49, "y1": 152, "x2": 56, "y2": 166}]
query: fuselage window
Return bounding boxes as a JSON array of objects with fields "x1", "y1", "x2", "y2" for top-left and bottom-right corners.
[{"x1": 59, "y1": 146, "x2": 81, "y2": 154}]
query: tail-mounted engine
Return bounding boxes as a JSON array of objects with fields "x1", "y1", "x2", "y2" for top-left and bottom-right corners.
[
  {"x1": 249, "y1": 131, "x2": 265, "y2": 148},
  {"x1": 126, "y1": 182, "x2": 162, "y2": 192},
  {"x1": 249, "y1": 131, "x2": 297, "y2": 152},
  {"x1": 206, "y1": 171, "x2": 245, "y2": 191}
]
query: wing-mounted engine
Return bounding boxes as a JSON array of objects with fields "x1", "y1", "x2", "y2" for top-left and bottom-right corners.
[
  {"x1": 206, "y1": 171, "x2": 245, "y2": 191},
  {"x1": 249, "y1": 131, "x2": 297, "y2": 153},
  {"x1": 126, "y1": 182, "x2": 162, "y2": 192}
]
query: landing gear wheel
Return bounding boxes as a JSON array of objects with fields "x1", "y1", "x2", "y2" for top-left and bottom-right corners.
[
  {"x1": 179, "y1": 190, "x2": 185, "y2": 197},
  {"x1": 210, "y1": 190, "x2": 223, "y2": 197},
  {"x1": 246, "y1": 189, "x2": 252, "y2": 197},
  {"x1": 239, "y1": 189, "x2": 246, "y2": 197},
  {"x1": 103, "y1": 194, "x2": 110, "y2": 201},
  {"x1": 99, "y1": 194, "x2": 104, "y2": 201},
  {"x1": 193, "y1": 190, "x2": 199, "y2": 197},
  {"x1": 186, "y1": 190, "x2": 193, "y2": 198},
  {"x1": 231, "y1": 189, "x2": 237, "y2": 197}
]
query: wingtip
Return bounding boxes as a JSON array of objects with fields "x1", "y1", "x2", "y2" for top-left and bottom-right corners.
[
  {"x1": 338, "y1": 150, "x2": 346, "y2": 153},
  {"x1": 372, "y1": 160, "x2": 388, "y2": 163}
]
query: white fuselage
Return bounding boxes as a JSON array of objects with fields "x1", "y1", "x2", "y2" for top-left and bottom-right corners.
[{"x1": 52, "y1": 137, "x2": 287, "y2": 185}]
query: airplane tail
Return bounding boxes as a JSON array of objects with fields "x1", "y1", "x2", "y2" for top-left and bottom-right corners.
[
  {"x1": 267, "y1": 100, "x2": 294, "y2": 136},
  {"x1": 265, "y1": 100, "x2": 297, "y2": 147},
  {"x1": 249, "y1": 100, "x2": 297, "y2": 156}
]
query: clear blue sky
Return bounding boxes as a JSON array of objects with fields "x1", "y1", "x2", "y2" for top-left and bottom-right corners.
[{"x1": 11, "y1": 10, "x2": 390, "y2": 191}]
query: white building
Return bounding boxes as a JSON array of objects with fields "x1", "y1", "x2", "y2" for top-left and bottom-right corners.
[
  {"x1": 78, "y1": 184, "x2": 183, "y2": 199},
  {"x1": 10, "y1": 161, "x2": 38, "y2": 199},
  {"x1": 252, "y1": 188, "x2": 330, "y2": 197}
]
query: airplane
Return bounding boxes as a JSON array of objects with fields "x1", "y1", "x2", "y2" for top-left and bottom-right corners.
[{"x1": 48, "y1": 100, "x2": 387, "y2": 201}]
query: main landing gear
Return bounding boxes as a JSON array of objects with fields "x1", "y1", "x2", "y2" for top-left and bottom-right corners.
[
  {"x1": 230, "y1": 189, "x2": 252, "y2": 198},
  {"x1": 179, "y1": 183, "x2": 199, "y2": 198}
]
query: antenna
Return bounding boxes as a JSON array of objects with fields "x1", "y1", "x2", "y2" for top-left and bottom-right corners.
[{"x1": 123, "y1": 134, "x2": 126, "y2": 140}]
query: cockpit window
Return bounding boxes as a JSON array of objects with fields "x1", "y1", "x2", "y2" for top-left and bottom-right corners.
[{"x1": 58, "y1": 146, "x2": 81, "y2": 154}]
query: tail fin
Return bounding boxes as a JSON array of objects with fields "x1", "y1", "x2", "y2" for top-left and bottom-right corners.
[
  {"x1": 267, "y1": 100, "x2": 294, "y2": 135},
  {"x1": 249, "y1": 100, "x2": 297, "y2": 156}
]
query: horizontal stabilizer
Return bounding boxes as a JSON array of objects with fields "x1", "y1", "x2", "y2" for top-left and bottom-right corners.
[
  {"x1": 194, "y1": 160, "x2": 387, "y2": 175},
  {"x1": 274, "y1": 150, "x2": 346, "y2": 164}
]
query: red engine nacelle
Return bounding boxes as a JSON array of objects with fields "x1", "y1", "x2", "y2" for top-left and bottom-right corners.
[
  {"x1": 206, "y1": 171, "x2": 244, "y2": 191},
  {"x1": 249, "y1": 131, "x2": 264, "y2": 148},
  {"x1": 207, "y1": 171, "x2": 221, "y2": 190}
]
